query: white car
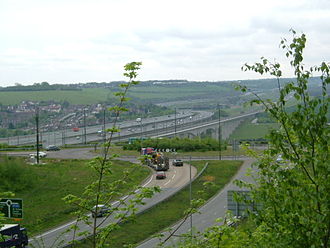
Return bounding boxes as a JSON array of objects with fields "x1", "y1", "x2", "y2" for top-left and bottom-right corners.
[{"x1": 29, "y1": 152, "x2": 47, "y2": 158}]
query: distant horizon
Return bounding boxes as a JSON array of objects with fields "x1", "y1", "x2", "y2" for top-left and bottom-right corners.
[{"x1": 0, "y1": 75, "x2": 323, "y2": 88}]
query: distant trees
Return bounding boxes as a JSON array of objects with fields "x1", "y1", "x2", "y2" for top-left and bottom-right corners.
[{"x1": 0, "y1": 82, "x2": 80, "y2": 92}]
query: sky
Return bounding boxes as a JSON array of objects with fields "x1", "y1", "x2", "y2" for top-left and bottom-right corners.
[{"x1": 0, "y1": 0, "x2": 330, "y2": 86}]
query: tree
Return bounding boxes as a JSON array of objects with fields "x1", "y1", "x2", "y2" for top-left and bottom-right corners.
[
  {"x1": 173, "y1": 30, "x2": 330, "y2": 248},
  {"x1": 234, "y1": 31, "x2": 330, "y2": 247},
  {"x1": 59, "y1": 62, "x2": 160, "y2": 248}
]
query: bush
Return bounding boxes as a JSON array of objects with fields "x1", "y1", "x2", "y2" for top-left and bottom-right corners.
[{"x1": 123, "y1": 137, "x2": 227, "y2": 152}]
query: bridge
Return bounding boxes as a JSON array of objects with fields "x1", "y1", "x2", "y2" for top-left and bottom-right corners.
[{"x1": 151, "y1": 111, "x2": 260, "y2": 140}]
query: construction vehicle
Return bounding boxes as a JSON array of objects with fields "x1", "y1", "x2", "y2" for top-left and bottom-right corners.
[
  {"x1": 141, "y1": 148, "x2": 169, "y2": 171},
  {"x1": 0, "y1": 224, "x2": 28, "y2": 248}
]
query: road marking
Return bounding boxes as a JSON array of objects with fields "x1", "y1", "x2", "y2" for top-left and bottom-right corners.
[
  {"x1": 164, "y1": 179, "x2": 171, "y2": 186},
  {"x1": 33, "y1": 220, "x2": 76, "y2": 239},
  {"x1": 171, "y1": 168, "x2": 177, "y2": 180},
  {"x1": 142, "y1": 176, "x2": 153, "y2": 187}
]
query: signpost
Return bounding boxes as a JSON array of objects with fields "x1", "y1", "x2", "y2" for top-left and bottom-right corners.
[
  {"x1": 0, "y1": 198, "x2": 23, "y2": 220},
  {"x1": 227, "y1": 191, "x2": 254, "y2": 217}
]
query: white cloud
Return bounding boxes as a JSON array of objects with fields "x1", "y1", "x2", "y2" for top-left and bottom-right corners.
[{"x1": 0, "y1": 0, "x2": 329, "y2": 85}]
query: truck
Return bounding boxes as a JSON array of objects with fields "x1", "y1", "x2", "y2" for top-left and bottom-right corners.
[
  {"x1": 0, "y1": 224, "x2": 28, "y2": 248},
  {"x1": 141, "y1": 148, "x2": 169, "y2": 171}
]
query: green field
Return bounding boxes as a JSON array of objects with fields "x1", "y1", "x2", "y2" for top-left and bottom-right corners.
[
  {"x1": 0, "y1": 88, "x2": 113, "y2": 105},
  {"x1": 230, "y1": 120, "x2": 279, "y2": 140},
  {"x1": 127, "y1": 83, "x2": 234, "y2": 100},
  {"x1": 0, "y1": 156, "x2": 150, "y2": 235},
  {"x1": 0, "y1": 83, "x2": 235, "y2": 105}
]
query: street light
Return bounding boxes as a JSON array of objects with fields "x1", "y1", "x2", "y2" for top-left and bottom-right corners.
[{"x1": 136, "y1": 117, "x2": 142, "y2": 148}]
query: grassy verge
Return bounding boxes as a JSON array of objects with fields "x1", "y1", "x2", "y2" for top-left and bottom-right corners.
[
  {"x1": 80, "y1": 160, "x2": 243, "y2": 247},
  {"x1": 230, "y1": 120, "x2": 279, "y2": 140},
  {"x1": 0, "y1": 156, "x2": 150, "y2": 235}
]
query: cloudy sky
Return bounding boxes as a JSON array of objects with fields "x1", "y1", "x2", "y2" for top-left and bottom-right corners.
[{"x1": 0, "y1": 0, "x2": 329, "y2": 86}]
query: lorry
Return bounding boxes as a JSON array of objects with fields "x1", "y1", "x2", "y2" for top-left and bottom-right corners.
[
  {"x1": 141, "y1": 148, "x2": 169, "y2": 171},
  {"x1": 0, "y1": 224, "x2": 28, "y2": 248}
]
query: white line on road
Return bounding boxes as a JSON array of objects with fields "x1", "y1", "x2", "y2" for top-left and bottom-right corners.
[
  {"x1": 164, "y1": 179, "x2": 172, "y2": 186},
  {"x1": 33, "y1": 220, "x2": 76, "y2": 239},
  {"x1": 142, "y1": 176, "x2": 153, "y2": 187}
]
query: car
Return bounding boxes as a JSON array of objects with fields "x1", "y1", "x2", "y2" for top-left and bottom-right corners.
[
  {"x1": 156, "y1": 171, "x2": 166, "y2": 180},
  {"x1": 97, "y1": 130, "x2": 105, "y2": 136},
  {"x1": 46, "y1": 145, "x2": 60, "y2": 151},
  {"x1": 29, "y1": 151, "x2": 47, "y2": 158},
  {"x1": 92, "y1": 204, "x2": 110, "y2": 218},
  {"x1": 172, "y1": 159, "x2": 183, "y2": 166}
]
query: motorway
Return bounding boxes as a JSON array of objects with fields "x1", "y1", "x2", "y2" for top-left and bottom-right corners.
[
  {"x1": 0, "y1": 110, "x2": 213, "y2": 147},
  {"x1": 27, "y1": 148, "x2": 197, "y2": 248}
]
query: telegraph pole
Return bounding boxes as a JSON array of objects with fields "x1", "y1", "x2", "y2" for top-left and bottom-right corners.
[
  {"x1": 35, "y1": 106, "x2": 40, "y2": 164},
  {"x1": 103, "y1": 107, "x2": 106, "y2": 143}
]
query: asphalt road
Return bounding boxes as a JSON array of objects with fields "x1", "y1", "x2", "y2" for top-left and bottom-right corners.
[
  {"x1": 26, "y1": 148, "x2": 197, "y2": 248},
  {"x1": 137, "y1": 159, "x2": 255, "y2": 248}
]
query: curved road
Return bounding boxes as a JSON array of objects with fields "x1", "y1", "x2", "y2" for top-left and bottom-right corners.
[
  {"x1": 4, "y1": 148, "x2": 254, "y2": 248},
  {"x1": 137, "y1": 159, "x2": 255, "y2": 248},
  {"x1": 23, "y1": 148, "x2": 197, "y2": 247}
]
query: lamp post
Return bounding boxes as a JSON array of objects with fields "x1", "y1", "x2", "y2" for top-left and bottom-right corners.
[
  {"x1": 136, "y1": 117, "x2": 142, "y2": 148},
  {"x1": 174, "y1": 108, "x2": 177, "y2": 137},
  {"x1": 103, "y1": 107, "x2": 106, "y2": 143},
  {"x1": 35, "y1": 105, "x2": 40, "y2": 164},
  {"x1": 83, "y1": 108, "x2": 88, "y2": 144}
]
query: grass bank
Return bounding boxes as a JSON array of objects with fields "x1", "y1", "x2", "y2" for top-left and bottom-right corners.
[
  {"x1": 230, "y1": 121, "x2": 279, "y2": 140},
  {"x1": 80, "y1": 160, "x2": 243, "y2": 247},
  {"x1": 0, "y1": 156, "x2": 150, "y2": 235}
]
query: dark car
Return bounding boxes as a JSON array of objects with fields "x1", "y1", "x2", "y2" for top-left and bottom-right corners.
[
  {"x1": 156, "y1": 171, "x2": 166, "y2": 180},
  {"x1": 46, "y1": 145, "x2": 60, "y2": 151},
  {"x1": 172, "y1": 159, "x2": 183, "y2": 166},
  {"x1": 92, "y1": 204, "x2": 110, "y2": 218}
]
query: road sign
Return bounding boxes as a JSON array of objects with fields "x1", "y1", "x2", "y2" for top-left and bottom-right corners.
[
  {"x1": 0, "y1": 198, "x2": 23, "y2": 220},
  {"x1": 227, "y1": 191, "x2": 254, "y2": 217}
]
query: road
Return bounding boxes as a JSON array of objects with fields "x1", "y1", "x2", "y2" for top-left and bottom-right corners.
[
  {"x1": 4, "y1": 147, "x2": 255, "y2": 247},
  {"x1": 27, "y1": 149, "x2": 197, "y2": 248},
  {"x1": 0, "y1": 110, "x2": 213, "y2": 147},
  {"x1": 137, "y1": 159, "x2": 255, "y2": 248}
]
